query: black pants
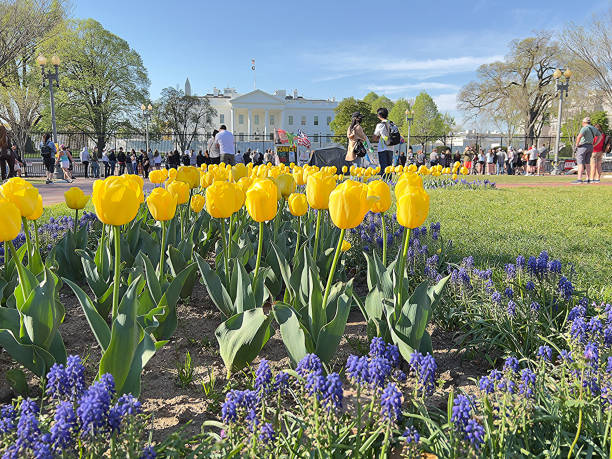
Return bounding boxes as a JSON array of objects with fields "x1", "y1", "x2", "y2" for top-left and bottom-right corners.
[
  {"x1": 378, "y1": 150, "x2": 393, "y2": 178},
  {"x1": 104, "y1": 162, "x2": 112, "y2": 177},
  {"x1": 82, "y1": 161, "x2": 89, "y2": 177},
  {"x1": 209, "y1": 157, "x2": 220, "y2": 165},
  {"x1": 118, "y1": 162, "x2": 126, "y2": 175},
  {"x1": 0, "y1": 153, "x2": 15, "y2": 180}
]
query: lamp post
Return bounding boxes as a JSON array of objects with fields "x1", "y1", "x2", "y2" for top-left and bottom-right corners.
[
  {"x1": 141, "y1": 103, "x2": 153, "y2": 153},
  {"x1": 404, "y1": 109, "x2": 413, "y2": 151},
  {"x1": 37, "y1": 55, "x2": 61, "y2": 143},
  {"x1": 552, "y1": 68, "x2": 572, "y2": 175}
]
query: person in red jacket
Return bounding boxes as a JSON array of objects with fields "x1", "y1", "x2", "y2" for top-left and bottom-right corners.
[{"x1": 590, "y1": 123, "x2": 607, "y2": 183}]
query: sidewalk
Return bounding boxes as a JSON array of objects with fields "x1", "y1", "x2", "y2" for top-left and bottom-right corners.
[{"x1": 33, "y1": 178, "x2": 96, "y2": 206}]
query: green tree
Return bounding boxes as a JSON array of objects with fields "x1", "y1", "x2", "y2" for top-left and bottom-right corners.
[
  {"x1": 562, "y1": 110, "x2": 608, "y2": 146},
  {"x1": 370, "y1": 95, "x2": 394, "y2": 114},
  {"x1": 157, "y1": 87, "x2": 216, "y2": 153},
  {"x1": 41, "y1": 19, "x2": 150, "y2": 152},
  {"x1": 388, "y1": 98, "x2": 411, "y2": 136},
  {"x1": 362, "y1": 91, "x2": 379, "y2": 106},
  {"x1": 329, "y1": 97, "x2": 378, "y2": 144},
  {"x1": 411, "y1": 91, "x2": 446, "y2": 147},
  {"x1": 591, "y1": 110, "x2": 609, "y2": 133},
  {"x1": 0, "y1": 0, "x2": 66, "y2": 85}
]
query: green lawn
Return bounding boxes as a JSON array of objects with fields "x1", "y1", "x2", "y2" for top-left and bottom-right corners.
[
  {"x1": 427, "y1": 185, "x2": 612, "y2": 299},
  {"x1": 459, "y1": 174, "x2": 607, "y2": 185}
]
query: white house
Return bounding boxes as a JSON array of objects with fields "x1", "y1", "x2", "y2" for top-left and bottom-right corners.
[{"x1": 191, "y1": 82, "x2": 338, "y2": 150}]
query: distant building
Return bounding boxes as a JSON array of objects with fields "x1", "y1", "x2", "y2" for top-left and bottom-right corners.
[
  {"x1": 185, "y1": 81, "x2": 338, "y2": 150},
  {"x1": 185, "y1": 78, "x2": 192, "y2": 97}
]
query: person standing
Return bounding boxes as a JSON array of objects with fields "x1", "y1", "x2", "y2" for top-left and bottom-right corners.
[
  {"x1": 486, "y1": 149, "x2": 495, "y2": 175},
  {"x1": 243, "y1": 148, "x2": 252, "y2": 165},
  {"x1": 573, "y1": 117, "x2": 600, "y2": 184},
  {"x1": 506, "y1": 148, "x2": 515, "y2": 175},
  {"x1": 207, "y1": 130, "x2": 220, "y2": 165},
  {"x1": 429, "y1": 149, "x2": 439, "y2": 167},
  {"x1": 590, "y1": 123, "x2": 606, "y2": 183},
  {"x1": 0, "y1": 126, "x2": 15, "y2": 180},
  {"x1": 102, "y1": 150, "x2": 110, "y2": 177},
  {"x1": 117, "y1": 147, "x2": 126, "y2": 175},
  {"x1": 346, "y1": 111, "x2": 367, "y2": 168},
  {"x1": 39, "y1": 133, "x2": 56, "y2": 184},
  {"x1": 80, "y1": 146, "x2": 90, "y2": 178},
  {"x1": 90, "y1": 147, "x2": 100, "y2": 178},
  {"x1": 416, "y1": 149, "x2": 426, "y2": 167},
  {"x1": 536, "y1": 147, "x2": 548, "y2": 176},
  {"x1": 496, "y1": 148, "x2": 506, "y2": 175},
  {"x1": 108, "y1": 149, "x2": 117, "y2": 176},
  {"x1": 371, "y1": 107, "x2": 394, "y2": 177},
  {"x1": 11, "y1": 144, "x2": 23, "y2": 177},
  {"x1": 57, "y1": 145, "x2": 74, "y2": 182},
  {"x1": 154, "y1": 150, "x2": 162, "y2": 170},
  {"x1": 196, "y1": 150, "x2": 206, "y2": 167},
  {"x1": 126, "y1": 149, "x2": 135, "y2": 174},
  {"x1": 215, "y1": 125, "x2": 235, "y2": 165},
  {"x1": 406, "y1": 147, "x2": 415, "y2": 165}
]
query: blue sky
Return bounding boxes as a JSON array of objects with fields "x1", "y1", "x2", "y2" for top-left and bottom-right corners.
[{"x1": 74, "y1": 0, "x2": 608, "y2": 122}]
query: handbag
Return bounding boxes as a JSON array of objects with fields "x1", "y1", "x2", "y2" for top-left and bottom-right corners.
[{"x1": 354, "y1": 139, "x2": 367, "y2": 158}]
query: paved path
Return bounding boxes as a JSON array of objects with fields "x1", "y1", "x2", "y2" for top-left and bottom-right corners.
[{"x1": 496, "y1": 180, "x2": 612, "y2": 188}]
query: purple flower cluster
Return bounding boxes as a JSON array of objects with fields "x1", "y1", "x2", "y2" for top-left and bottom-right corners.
[
  {"x1": 409, "y1": 352, "x2": 437, "y2": 396},
  {"x1": 1, "y1": 357, "x2": 144, "y2": 457},
  {"x1": 380, "y1": 383, "x2": 403, "y2": 423},
  {"x1": 451, "y1": 395, "x2": 485, "y2": 449},
  {"x1": 346, "y1": 338, "x2": 401, "y2": 390}
]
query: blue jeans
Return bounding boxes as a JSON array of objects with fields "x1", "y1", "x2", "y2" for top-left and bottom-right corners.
[
  {"x1": 127, "y1": 162, "x2": 134, "y2": 174},
  {"x1": 90, "y1": 161, "x2": 100, "y2": 178}
]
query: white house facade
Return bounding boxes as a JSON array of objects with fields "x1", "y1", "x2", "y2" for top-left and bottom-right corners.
[{"x1": 195, "y1": 84, "x2": 338, "y2": 147}]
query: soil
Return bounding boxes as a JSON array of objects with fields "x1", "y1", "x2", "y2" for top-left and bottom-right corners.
[{"x1": 0, "y1": 281, "x2": 491, "y2": 443}]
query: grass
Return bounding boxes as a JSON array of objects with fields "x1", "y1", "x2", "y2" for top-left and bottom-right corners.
[
  {"x1": 427, "y1": 185, "x2": 612, "y2": 299},
  {"x1": 460, "y1": 174, "x2": 609, "y2": 185}
]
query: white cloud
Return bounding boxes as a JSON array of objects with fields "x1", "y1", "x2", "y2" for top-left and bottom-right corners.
[
  {"x1": 365, "y1": 82, "x2": 459, "y2": 94},
  {"x1": 380, "y1": 55, "x2": 504, "y2": 73},
  {"x1": 433, "y1": 93, "x2": 458, "y2": 112}
]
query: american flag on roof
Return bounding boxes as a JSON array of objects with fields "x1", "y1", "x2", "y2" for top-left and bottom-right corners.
[{"x1": 296, "y1": 129, "x2": 311, "y2": 148}]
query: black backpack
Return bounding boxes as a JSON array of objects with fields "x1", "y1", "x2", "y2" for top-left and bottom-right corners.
[
  {"x1": 385, "y1": 121, "x2": 401, "y2": 147},
  {"x1": 40, "y1": 143, "x2": 52, "y2": 157}
]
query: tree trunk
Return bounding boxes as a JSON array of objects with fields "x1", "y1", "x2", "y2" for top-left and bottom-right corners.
[{"x1": 96, "y1": 135, "x2": 106, "y2": 154}]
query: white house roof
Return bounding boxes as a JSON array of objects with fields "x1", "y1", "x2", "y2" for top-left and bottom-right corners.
[{"x1": 229, "y1": 89, "x2": 285, "y2": 106}]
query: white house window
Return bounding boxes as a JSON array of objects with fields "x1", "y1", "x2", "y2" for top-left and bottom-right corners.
[
  {"x1": 327, "y1": 116, "x2": 332, "y2": 126},
  {"x1": 301, "y1": 116, "x2": 306, "y2": 126},
  {"x1": 220, "y1": 114, "x2": 225, "y2": 123},
  {"x1": 288, "y1": 115, "x2": 294, "y2": 125},
  {"x1": 239, "y1": 114, "x2": 244, "y2": 125},
  {"x1": 270, "y1": 115, "x2": 275, "y2": 125},
  {"x1": 314, "y1": 134, "x2": 319, "y2": 142},
  {"x1": 254, "y1": 114, "x2": 260, "y2": 125},
  {"x1": 314, "y1": 116, "x2": 319, "y2": 126}
]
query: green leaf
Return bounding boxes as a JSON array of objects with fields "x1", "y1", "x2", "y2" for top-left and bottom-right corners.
[
  {"x1": 64, "y1": 278, "x2": 111, "y2": 351},
  {"x1": 6, "y1": 368, "x2": 28, "y2": 396},
  {"x1": 216, "y1": 309, "x2": 271, "y2": 374},
  {"x1": 273, "y1": 303, "x2": 311, "y2": 366},
  {"x1": 315, "y1": 293, "x2": 351, "y2": 363},
  {"x1": 99, "y1": 279, "x2": 142, "y2": 394},
  {"x1": 419, "y1": 330, "x2": 433, "y2": 355},
  {"x1": 154, "y1": 263, "x2": 196, "y2": 340},
  {"x1": 139, "y1": 253, "x2": 162, "y2": 303},
  {"x1": 120, "y1": 332, "x2": 160, "y2": 397},
  {"x1": 0, "y1": 329, "x2": 55, "y2": 376},
  {"x1": 20, "y1": 269, "x2": 60, "y2": 349},
  {"x1": 233, "y1": 259, "x2": 255, "y2": 313},
  {"x1": 195, "y1": 253, "x2": 234, "y2": 318}
]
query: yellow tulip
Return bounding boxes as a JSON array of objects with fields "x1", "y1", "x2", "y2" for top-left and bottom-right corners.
[
  {"x1": 396, "y1": 181, "x2": 430, "y2": 229},
  {"x1": 92, "y1": 176, "x2": 140, "y2": 226},
  {"x1": 231, "y1": 163, "x2": 248, "y2": 182},
  {"x1": 367, "y1": 180, "x2": 391, "y2": 213},
  {"x1": 205, "y1": 181, "x2": 237, "y2": 219},
  {"x1": 124, "y1": 174, "x2": 144, "y2": 203},
  {"x1": 328, "y1": 180, "x2": 377, "y2": 229},
  {"x1": 341, "y1": 240, "x2": 351, "y2": 252},
  {"x1": 0, "y1": 177, "x2": 39, "y2": 218},
  {"x1": 236, "y1": 176, "x2": 253, "y2": 194},
  {"x1": 149, "y1": 169, "x2": 168, "y2": 184},
  {"x1": 64, "y1": 187, "x2": 90, "y2": 210},
  {"x1": 27, "y1": 195, "x2": 43, "y2": 221},
  {"x1": 418, "y1": 165, "x2": 430, "y2": 176},
  {"x1": 275, "y1": 173, "x2": 297, "y2": 199},
  {"x1": 460, "y1": 166, "x2": 469, "y2": 175},
  {"x1": 168, "y1": 168, "x2": 177, "y2": 180},
  {"x1": 200, "y1": 171, "x2": 214, "y2": 188},
  {"x1": 0, "y1": 198, "x2": 22, "y2": 242},
  {"x1": 342, "y1": 165, "x2": 348, "y2": 174},
  {"x1": 245, "y1": 178, "x2": 278, "y2": 222},
  {"x1": 407, "y1": 164, "x2": 417, "y2": 173},
  {"x1": 233, "y1": 186, "x2": 245, "y2": 213},
  {"x1": 147, "y1": 187, "x2": 177, "y2": 221},
  {"x1": 292, "y1": 167, "x2": 306, "y2": 186},
  {"x1": 452, "y1": 173, "x2": 458, "y2": 180},
  {"x1": 167, "y1": 180, "x2": 190, "y2": 205},
  {"x1": 306, "y1": 171, "x2": 336, "y2": 210},
  {"x1": 287, "y1": 193, "x2": 308, "y2": 217},
  {"x1": 395, "y1": 173, "x2": 423, "y2": 199},
  {"x1": 176, "y1": 166, "x2": 200, "y2": 189},
  {"x1": 190, "y1": 194, "x2": 205, "y2": 213}
]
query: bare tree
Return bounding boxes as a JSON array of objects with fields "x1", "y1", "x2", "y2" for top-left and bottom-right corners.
[
  {"x1": 157, "y1": 87, "x2": 216, "y2": 153},
  {"x1": 562, "y1": 10, "x2": 612, "y2": 108},
  {"x1": 0, "y1": 0, "x2": 67, "y2": 86},
  {"x1": 459, "y1": 33, "x2": 561, "y2": 146}
]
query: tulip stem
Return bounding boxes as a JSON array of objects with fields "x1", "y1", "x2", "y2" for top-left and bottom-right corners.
[
  {"x1": 396, "y1": 227, "x2": 411, "y2": 312},
  {"x1": 293, "y1": 216, "x2": 301, "y2": 263},
  {"x1": 33, "y1": 220, "x2": 40, "y2": 256},
  {"x1": 322, "y1": 229, "x2": 345, "y2": 309},
  {"x1": 254, "y1": 221, "x2": 264, "y2": 280},
  {"x1": 220, "y1": 219, "x2": 229, "y2": 282},
  {"x1": 111, "y1": 225, "x2": 121, "y2": 320},
  {"x1": 313, "y1": 211, "x2": 322, "y2": 261},
  {"x1": 21, "y1": 217, "x2": 32, "y2": 266},
  {"x1": 159, "y1": 221, "x2": 167, "y2": 283},
  {"x1": 8, "y1": 241, "x2": 26, "y2": 303},
  {"x1": 381, "y1": 213, "x2": 387, "y2": 265},
  {"x1": 74, "y1": 209, "x2": 78, "y2": 235}
]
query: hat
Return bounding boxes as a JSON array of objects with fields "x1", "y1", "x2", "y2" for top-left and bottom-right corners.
[
  {"x1": 60, "y1": 144, "x2": 66, "y2": 149},
  {"x1": 583, "y1": 116, "x2": 591, "y2": 124}
]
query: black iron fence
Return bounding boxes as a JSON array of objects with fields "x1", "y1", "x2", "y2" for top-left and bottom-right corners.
[{"x1": 22, "y1": 132, "x2": 580, "y2": 160}]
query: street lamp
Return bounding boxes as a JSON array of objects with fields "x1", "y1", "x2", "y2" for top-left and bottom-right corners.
[
  {"x1": 37, "y1": 54, "x2": 61, "y2": 143},
  {"x1": 141, "y1": 103, "x2": 153, "y2": 153},
  {"x1": 404, "y1": 109, "x2": 413, "y2": 151},
  {"x1": 552, "y1": 68, "x2": 572, "y2": 175}
]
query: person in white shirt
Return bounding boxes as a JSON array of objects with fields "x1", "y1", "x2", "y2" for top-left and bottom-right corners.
[
  {"x1": 215, "y1": 125, "x2": 235, "y2": 166},
  {"x1": 234, "y1": 149, "x2": 243, "y2": 164},
  {"x1": 207, "y1": 129, "x2": 220, "y2": 164},
  {"x1": 80, "y1": 146, "x2": 90, "y2": 178}
]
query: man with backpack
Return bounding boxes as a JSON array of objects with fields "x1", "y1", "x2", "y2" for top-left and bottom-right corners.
[
  {"x1": 39, "y1": 133, "x2": 56, "y2": 184},
  {"x1": 372, "y1": 107, "x2": 400, "y2": 178}
]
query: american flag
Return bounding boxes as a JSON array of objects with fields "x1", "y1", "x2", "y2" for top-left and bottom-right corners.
[{"x1": 296, "y1": 129, "x2": 311, "y2": 148}]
